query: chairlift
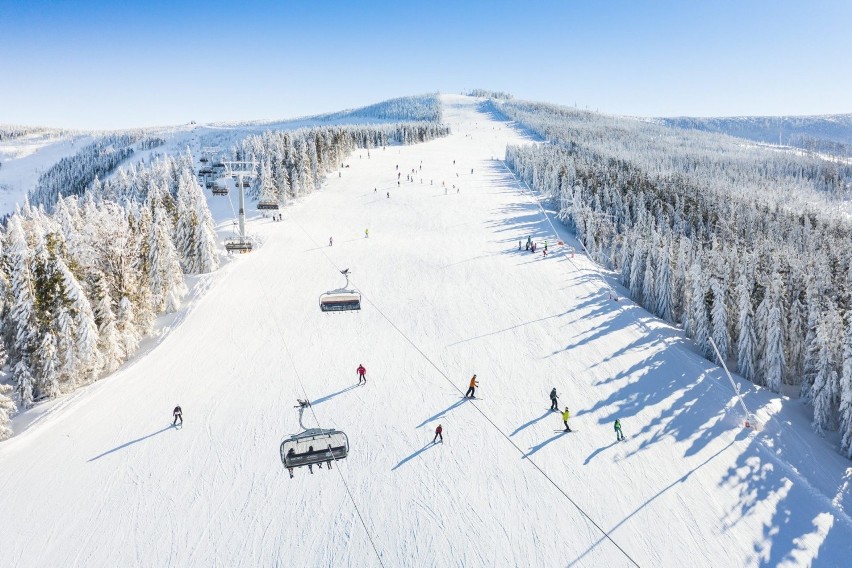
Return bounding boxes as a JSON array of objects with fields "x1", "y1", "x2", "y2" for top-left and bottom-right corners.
[
  {"x1": 319, "y1": 268, "x2": 362, "y2": 312},
  {"x1": 212, "y1": 184, "x2": 229, "y2": 195},
  {"x1": 200, "y1": 156, "x2": 209, "y2": 163},
  {"x1": 224, "y1": 236, "x2": 253, "y2": 253},
  {"x1": 280, "y1": 400, "x2": 349, "y2": 473},
  {"x1": 257, "y1": 200, "x2": 280, "y2": 210},
  {"x1": 199, "y1": 167, "x2": 213, "y2": 175}
]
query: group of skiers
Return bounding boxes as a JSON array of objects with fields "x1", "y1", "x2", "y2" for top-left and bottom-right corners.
[
  {"x1": 520, "y1": 236, "x2": 549, "y2": 256},
  {"x1": 550, "y1": 388, "x2": 624, "y2": 440}
]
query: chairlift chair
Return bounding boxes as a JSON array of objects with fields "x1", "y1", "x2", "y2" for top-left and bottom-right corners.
[
  {"x1": 319, "y1": 268, "x2": 362, "y2": 312},
  {"x1": 280, "y1": 400, "x2": 349, "y2": 471},
  {"x1": 280, "y1": 429, "x2": 350, "y2": 468},
  {"x1": 200, "y1": 156, "x2": 209, "y2": 163},
  {"x1": 224, "y1": 236, "x2": 253, "y2": 253},
  {"x1": 199, "y1": 167, "x2": 213, "y2": 175},
  {"x1": 257, "y1": 200, "x2": 280, "y2": 210},
  {"x1": 212, "y1": 183, "x2": 229, "y2": 195}
]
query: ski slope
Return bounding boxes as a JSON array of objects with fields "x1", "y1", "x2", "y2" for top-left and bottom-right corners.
[{"x1": 2, "y1": 94, "x2": 851, "y2": 567}]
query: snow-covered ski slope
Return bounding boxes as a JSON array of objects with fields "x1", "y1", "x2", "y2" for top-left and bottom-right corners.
[{"x1": 2, "y1": 95, "x2": 851, "y2": 567}]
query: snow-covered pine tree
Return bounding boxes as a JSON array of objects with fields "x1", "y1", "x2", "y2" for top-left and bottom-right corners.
[
  {"x1": 148, "y1": 204, "x2": 186, "y2": 313},
  {"x1": 93, "y1": 272, "x2": 122, "y2": 373},
  {"x1": 812, "y1": 306, "x2": 842, "y2": 435},
  {"x1": 175, "y1": 172, "x2": 196, "y2": 274},
  {"x1": 839, "y1": 317, "x2": 852, "y2": 457},
  {"x1": 6, "y1": 215, "x2": 39, "y2": 406},
  {"x1": 35, "y1": 331, "x2": 60, "y2": 398},
  {"x1": 764, "y1": 271, "x2": 786, "y2": 393},
  {"x1": 629, "y1": 241, "x2": 646, "y2": 304},
  {"x1": 689, "y1": 260, "x2": 712, "y2": 359},
  {"x1": 655, "y1": 239, "x2": 674, "y2": 322},
  {"x1": 642, "y1": 244, "x2": 656, "y2": 313},
  {"x1": 736, "y1": 262, "x2": 757, "y2": 382},
  {"x1": 0, "y1": 383, "x2": 15, "y2": 440}
]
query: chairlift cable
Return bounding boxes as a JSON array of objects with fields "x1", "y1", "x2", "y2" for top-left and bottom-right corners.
[{"x1": 256, "y1": 265, "x2": 387, "y2": 568}]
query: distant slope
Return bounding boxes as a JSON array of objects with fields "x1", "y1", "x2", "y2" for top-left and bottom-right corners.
[{"x1": 651, "y1": 114, "x2": 852, "y2": 156}]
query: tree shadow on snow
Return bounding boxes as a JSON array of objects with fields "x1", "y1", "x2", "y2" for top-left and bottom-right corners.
[
  {"x1": 87, "y1": 426, "x2": 174, "y2": 462},
  {"x1": 717, "y1": 434, "x2": 852, "y2": 567},
  {"x1": 392, "y1": 442, "x2": 439, "y2": 471},
  {"x1": 568, "y1": 437, "x2": 741, "y2": 567}
]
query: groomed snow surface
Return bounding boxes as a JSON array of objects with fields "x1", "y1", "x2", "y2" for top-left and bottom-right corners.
[{"x1": 2, "y1": 95, "x2": 851, "y2": 567}]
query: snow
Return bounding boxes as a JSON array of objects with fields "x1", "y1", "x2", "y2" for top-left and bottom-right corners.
[{"x1": 1, "y1": 94, "x2": 851, "y2": 567}]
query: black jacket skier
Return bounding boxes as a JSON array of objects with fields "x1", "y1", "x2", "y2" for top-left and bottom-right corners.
[
  {"x1": 173, "y1": 405, "x2": 183, "y2": 425},
  {"x1": 549, "y1": 388, "x2": 558, "y2": 411}
]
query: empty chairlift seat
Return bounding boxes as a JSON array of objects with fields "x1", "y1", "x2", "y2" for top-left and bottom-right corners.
[{"x1": 280, "y1": 429, "x2": 349, "y2": 469}]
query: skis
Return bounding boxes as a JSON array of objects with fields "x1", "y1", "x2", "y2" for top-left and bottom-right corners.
[{"x1": 553, "y1": 430, "x2": 576, "y2": 433}]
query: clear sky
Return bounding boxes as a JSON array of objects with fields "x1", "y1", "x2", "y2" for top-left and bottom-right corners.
[{"x1": 1, "y1": 0, "x2": 850, "y2": 129}]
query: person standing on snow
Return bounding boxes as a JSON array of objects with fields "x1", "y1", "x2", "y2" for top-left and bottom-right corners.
[
  {"x1": 357, "y1": 364, "x2": 367, "y2": 385},
  {"x1": 614, "y1": 419, "x2": 624, "y2": 441},
  {"x1": 526, "y1": 236, "x2": 532, "y2": 250},
  {"x1": 465, "y1": 374, "x2": 478, "y2": 398},
  {"x1": 365, "y1": 228, "x2": 369, "y2": 238},
  {"x1": 561, "y1": 407, "x2": 572, "y2": 432},
  {"x1": 550, "y1": 388, "x2": 559, "y2": 411},
  {"x1": 433, "y1": 424, "x2": 443, "y2": 444},
  {"x1": 329, "y1": 236, "x2": 333, "y2": 247},
  {"x1": 173, "y1": 405, "x2": 183, "y2": 426}
]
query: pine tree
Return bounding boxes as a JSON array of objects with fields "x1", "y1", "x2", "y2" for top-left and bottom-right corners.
[
  {"x1": 93, "y1": 272, "x2": 122, "y2": 373},
  {"x1": 711, "y1": 273, "x2": 730, "y2": 362},
  {"x1": 839, "y1": 317, "x2": 852, "y2": 457},
  {"x1": 0, "y1": 383, "x2": 15, "y2": 441},
  {"x1": 736, "y1": 264, "x2": 756, "y2": 382},
  {"x1": 148, "y1": 204, "x2": 186, "y2": 313},
  {"x1": 689, "y1": 261, "x2": 712, "y2": 359},
  {"x1": 655, "y1": 240, "x2": 674, "y2": 322},
  {"x1": 642, "y1": 245, "x2": 656, "y2": 313},
  {"x1": 764, "y1": 273, "x2": 786, "y2": 393},
  {"x1": 812, "y1": 309, "x2": 841, "y2": 435},
  {"x1": 35, "y1": 331, "x2": 60, "y2": 398}
]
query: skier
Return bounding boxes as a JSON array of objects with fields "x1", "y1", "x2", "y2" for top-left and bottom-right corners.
[
  {"x1": 433, "y1": 423, "x2": 443, "y2": 444},
  {"x1": 614, "y1": 419, "x2": 624, "y2": 441},
  {"x1": 562, "y1": 407, "x2": 571, "y2": 432},
  {"x1": 286, "y1": 448, "x2": 296, "y2": 478},
  {"x1": 365, "y1": 228, "x2": 369, "y2": 238},
  {"x1": 526, "y1": 236, "x2": 532, "y2": 250},
  {"x1": 544, "y1": 240, "x2": 548, "y2": 252},
  {"x1": 173, "y1": 405, "x2": 183, "y2": 426},
  {"x1": 387, "y1": 192, "x2": 390, "y2": 198},
  {"x1": 308, "y1": 446, "x2": 315, "y2": 473},
  {"x1": 465, "y1": 374, "x2": 478, "y2": 398},
  {"x1": 329, "y1": 236, "x2": 333, "y2": 247},
  {"x1": 357, "y1": 364, "x2": 367, "y2": 385},
  {"x1": 549, "y1": 388, "x2": 559, "y2": 411}
]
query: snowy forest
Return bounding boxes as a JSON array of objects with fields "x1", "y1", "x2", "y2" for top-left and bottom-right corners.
[
  {"x1": 0, "y1": 152, "x2": 217, "y2": 439},
  {"x1": 497, "y1": 99, "x2": 852, "y2": 457},
  {"x1": 27, "y1": 133, "x2": 165, "y2": 210},
  {"x1": 0, "y1": 110, "x2": 449, "y2": 439},
  {"x1": 321, "y1": 93, "x2": 442, "y2": 124},
  {"x1": 235, "y1": 122, "x2": 450, "y2": 207}
]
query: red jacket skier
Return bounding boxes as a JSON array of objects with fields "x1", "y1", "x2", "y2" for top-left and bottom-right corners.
[{"x1": 357, "y1": 364, "x2": 367, "y2": 385}]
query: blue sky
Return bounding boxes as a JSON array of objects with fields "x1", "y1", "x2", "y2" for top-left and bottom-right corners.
[{"x1": 1, "y1": 0, "x2": 850, "y2": 129}]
